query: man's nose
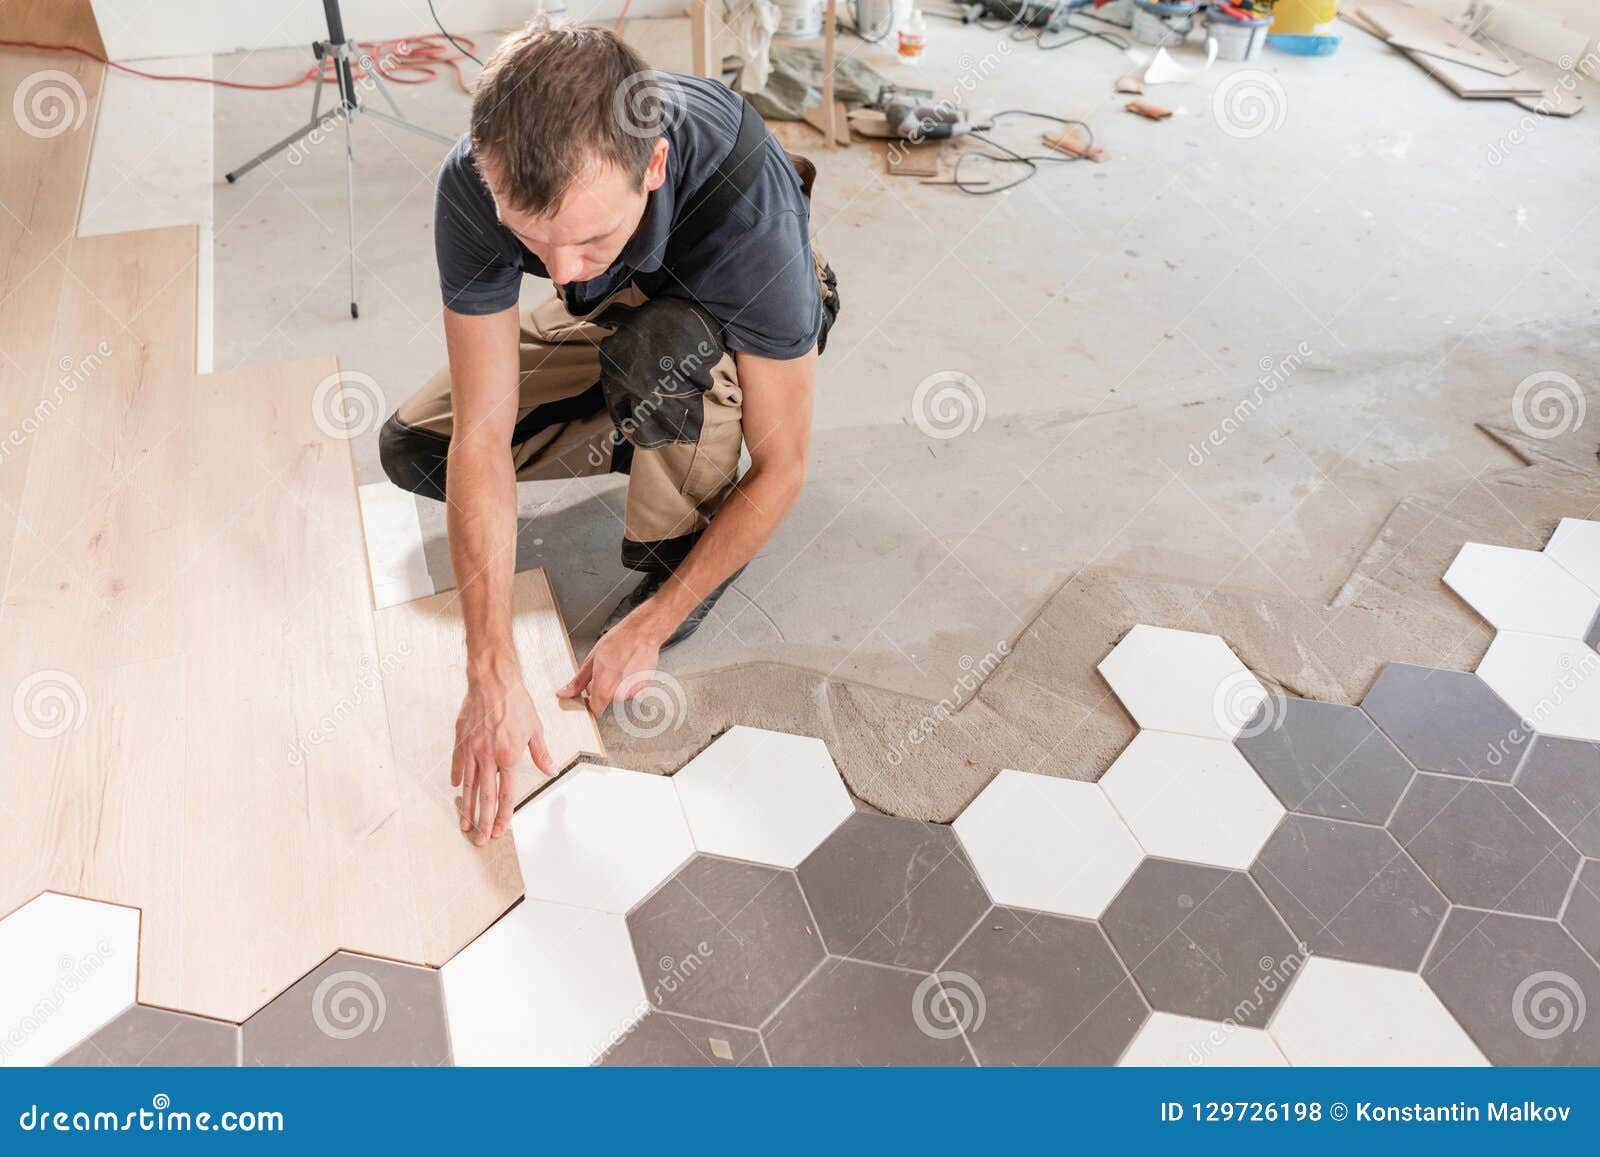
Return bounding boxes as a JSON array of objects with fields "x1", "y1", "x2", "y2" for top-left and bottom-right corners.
[{"x1": 546, "y1": 249, "x2": 584, "y2": 285}]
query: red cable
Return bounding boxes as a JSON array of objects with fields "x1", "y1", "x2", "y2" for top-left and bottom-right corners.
[
  {"x1": 613, "y1": 0, "x2": 634, "y2": 32},
  {"x1": 0, "y1": 33, "x2": 478, "y2": 94}
]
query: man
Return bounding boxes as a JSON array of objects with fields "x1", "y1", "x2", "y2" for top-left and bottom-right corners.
[{"x1": 378, "y1": 22, "x2": 838, "y2": 845}]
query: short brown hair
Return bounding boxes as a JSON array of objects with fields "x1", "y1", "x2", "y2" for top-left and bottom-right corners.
[{"x1": 470, "y1": 21, "x2": 661, "y2": 216}]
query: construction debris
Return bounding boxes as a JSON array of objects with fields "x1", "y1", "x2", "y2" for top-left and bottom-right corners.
[{"x1": 1126, "y1": 99, "x2": 1174, "y2": 120}]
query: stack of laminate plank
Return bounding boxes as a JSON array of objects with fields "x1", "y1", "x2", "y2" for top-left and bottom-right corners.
[{"x1": 1348, "y1": 0, "x2": 1583, "y2": 116}]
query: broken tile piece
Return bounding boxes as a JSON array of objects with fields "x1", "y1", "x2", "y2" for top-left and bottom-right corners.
[
  {"x1": 1236, "y1": 696, "x2": 1414, "y2": 823},
  {"x1": 1476, "y1": 633, "x2": 1600, "y2": 743},
  {"x1": 1444, "y1": 541, "x2": 1600, "y2": 638},
  {"x1": 511, "y1": 763, "x2": 694, "y2": 914},
  {"x1": 953, "y1": 770, "x2": 1140, "y2": 918},
  {"x1": 0, "y1": 892, "x2": 139, "y2": 1066},
  {"x1": 1361, "y1": 662, "x2": 1529, "y2": 780},
  {"x1": 799, "y1": 813, "x2": 990, "y2": 969},
  {"x1": 1118, "y1": 1011, "x2": 1286, "y2": 1067},
  {"x1": 673, "y1": 725, "x2": 852, "y2": 868},
  {"x1": 1270, "y1": 958, "x2": 1487, "y2": 1066},
  {"x1": 1098, "y1": 624, "x2": 1266, "y2": 739},
  {"x1": 1100, "y1": 730, "x2": 1283, "y2": 869}
]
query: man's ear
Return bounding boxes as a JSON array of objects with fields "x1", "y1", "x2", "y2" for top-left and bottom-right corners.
[{"x1": 642, "y1": 137, "x2": 669, "y2": 193}]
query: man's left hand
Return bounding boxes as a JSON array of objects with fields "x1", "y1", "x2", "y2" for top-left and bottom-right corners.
[{"x1": 558, "y1": 608, "x2": 666, "y2": 716}]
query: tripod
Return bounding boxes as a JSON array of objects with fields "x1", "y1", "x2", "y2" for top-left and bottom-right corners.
[{"x1": 224, "y1": 0, "x2": 456, "y2": 318}]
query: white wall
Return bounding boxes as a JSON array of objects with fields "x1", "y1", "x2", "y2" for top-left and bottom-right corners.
[{"x1": 91, "y1": 0, "x2": 683, "y2": 61}]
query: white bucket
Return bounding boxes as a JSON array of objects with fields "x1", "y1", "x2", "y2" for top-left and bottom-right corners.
[
  {"x1": 1207, "y1": 17, "x2": 1271, "y2": 60},
  {"x1": 1131, "y1": 3, "x2": 1198, "y2": 46},
  {"x1": 773, "y1": 0, "x2": 824, "y2": 38}
]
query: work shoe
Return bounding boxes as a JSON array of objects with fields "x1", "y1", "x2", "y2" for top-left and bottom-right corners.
[{"x1": 600, "y1": 564, "x2": 748, "y2": 649}]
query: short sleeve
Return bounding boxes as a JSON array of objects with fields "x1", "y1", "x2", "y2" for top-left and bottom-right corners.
[
  {"x1": 691, "y1": 209, "x2": 821, "y2": 360},
  {"x1": 433, "y1": 141, "x2": 523, "y2": 316}
]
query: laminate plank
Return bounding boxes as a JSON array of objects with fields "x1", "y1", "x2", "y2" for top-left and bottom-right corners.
[
  {"x1": 3, "y1": 1, "x2": 107, "y2": 55},
  {"x1": 0, "y1": 50, "x2": 103, "y2": 606},
  {"x1": 374, "y1": 568, "x2": 605, "y2": 963}
]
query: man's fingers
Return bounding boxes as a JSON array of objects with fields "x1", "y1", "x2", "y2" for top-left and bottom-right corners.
[
  {"x1": 558, "y1": 656, "x2": 594, "y2": 700},
  {"x1": 472, "y1": 765, "x2": 498, "y2": 846},
  {"x1": 589, "y1": 679, "x2": 617, "y2": 717},
  {"x1": 456, "y1": 750, "x2": 477, "y2": 831},
  {"x1": 529, "y1": 727, "x2": 555, "y2": 778},
  {"x1": 491, "y1": 763, "x2": 516, "y2": 838}
]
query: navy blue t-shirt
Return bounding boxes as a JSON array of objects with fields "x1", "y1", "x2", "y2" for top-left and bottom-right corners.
[{"x1": 433, "y1": 72, "x2": 820, "y2": 361}]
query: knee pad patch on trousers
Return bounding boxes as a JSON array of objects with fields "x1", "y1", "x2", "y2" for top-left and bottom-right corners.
[
  {"x1": 378, "y1": 413, "x2": 449, "y2": 501},
  {"x1": 596, "y1": 297, "x2": 726, "y2": 450}
]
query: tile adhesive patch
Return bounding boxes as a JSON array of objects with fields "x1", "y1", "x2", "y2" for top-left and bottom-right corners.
[{"x1": 24, "y1": 519, "x2": 1600, "y2": 1066}]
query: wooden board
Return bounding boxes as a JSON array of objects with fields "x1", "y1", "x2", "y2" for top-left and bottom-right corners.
[
  {"x1": 1356, "y1": 2, "x2": 1540, "y2": 97},
  {"x1": 4, "y1": 0, "x2": 106, "y2": 54},
  {"x1": 1357, "y1": 1, "x2": 1511, "y2": 73},
  {"x1": 887, "y1": 143, "x2": 941, "y2": 178},
  {"x1": 802, "y1": 101, "x2": 851, "y2": 148},
  {"x1": 373, "y1": 568, "x2": 605, "y2": 963},
  {"x1": 0, "y1": 50, "x2": 104, "y2": 607}
]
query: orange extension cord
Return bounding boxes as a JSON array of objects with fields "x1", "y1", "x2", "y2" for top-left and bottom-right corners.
[{"x1": 0, "y1": 32, "x2": 480, "y2": 94}]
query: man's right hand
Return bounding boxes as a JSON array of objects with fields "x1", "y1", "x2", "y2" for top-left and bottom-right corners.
[{"x1": 453, "y1": 658, "x2": 556, "y2": 845}]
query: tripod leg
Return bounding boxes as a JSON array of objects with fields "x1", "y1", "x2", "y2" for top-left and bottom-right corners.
[
  {"x1": 342, "y1": 107, "x2": 358, "y2": 318},
  {"x1": 225, "y1": 64, "x2": 328, "y2": 183}
]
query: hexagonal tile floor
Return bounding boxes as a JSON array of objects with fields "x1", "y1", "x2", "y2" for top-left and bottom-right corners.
[{"x1": 18, "y1": 520, "x2": 1600, "y2": 1065}]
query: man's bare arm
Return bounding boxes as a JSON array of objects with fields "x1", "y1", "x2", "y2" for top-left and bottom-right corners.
[
  {"x1": 560, "y1": 346, "x2": 816, "y2": 713},
  {"x1": 442, "y1": 305, "x2": 555, "y2": 845}
]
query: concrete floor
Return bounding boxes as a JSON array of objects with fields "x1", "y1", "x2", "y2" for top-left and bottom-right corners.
[{"x1": 205, "y1": 17, "x2": 1600, "y2": 814}]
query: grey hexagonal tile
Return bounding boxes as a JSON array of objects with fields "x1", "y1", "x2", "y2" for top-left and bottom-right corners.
[
  {"x1": 1361, "y1": 663, "x2": 1528, "y2": 781},
  {"x1": 242, "y1": 952, "x2": 450, "y2": 1066},
  {"x1": 1100, "y1": 858, "x2": 1299, "y2": 1028},
  {"x1": 1561, "y1": 860, "x2": 1600, "y2": 962},
  {"x1": 941, "y1": 906, "x2": 1147, "y2": 1065},
  {"x1": 54, "y1": 1006, "x2": 239, "y2": 1067},
  {"x1": 1515, "y1": 735, "x2": 1600, "y2": 857},
  {"x1": 763, "y1": 958, "x2": 973, "y2": 1066},
  {"x1": 1389, "y1": 773, "x2": 1579, "y2": 918},
  {"x1": 1250, "y1": 814, "x2": 1446, "y2": 970},
  {"x1": 798, "y1": 813, "x2": 990, "y2": 970},
  {"x1": 1236, "y1": 697, "x2": 1414, "y2": 824},
  {"x1": 627, "y1": 854, "x2": 823, "y2": 1028},
  {"x1": 597, "y1": 1012, "x2": 766, "y2": 1067},
  {"x1": 1423, "y1": 908, "x2": 1600, "y2": 1065}
]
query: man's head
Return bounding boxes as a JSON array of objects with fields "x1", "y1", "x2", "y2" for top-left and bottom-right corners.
[{"x1": 470, "y1": 22, "x2": 670, "y2": 286}]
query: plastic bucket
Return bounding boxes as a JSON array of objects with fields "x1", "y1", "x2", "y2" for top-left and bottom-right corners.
[
  {"x1": 1206, "y1": 12, "x2": 1272, "y2": 60},
  {"x1": 1131, "y1": 0, "x2": 1199, "y2": 45},
  {"x1": 774, "y1": 0, "x2": 824, "y2": 39},
  {"x1": 1265, "y1": 0, "x2": 1337, "y2": 36}
]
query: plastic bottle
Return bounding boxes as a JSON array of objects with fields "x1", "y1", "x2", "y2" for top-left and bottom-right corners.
[{"x1": 898, "y1": 7, "x2": 927, "y2": 62}]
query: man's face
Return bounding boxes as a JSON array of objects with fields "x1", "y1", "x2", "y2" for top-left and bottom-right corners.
[{"x1": 485, "y1": 139, "x2": 669, "y2": 287}]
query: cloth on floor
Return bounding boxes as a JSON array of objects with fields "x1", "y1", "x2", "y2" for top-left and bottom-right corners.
[
  {"x1": 740, "y1": 43, "x2": 893, "y2": 119},
  {"x1": 724, "y1": 0, "x2": 781, "y2": 93}
]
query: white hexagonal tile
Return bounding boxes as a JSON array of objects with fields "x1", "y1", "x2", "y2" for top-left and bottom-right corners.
[
  {"x1": 1444, "y1": 541, "x2": 1599, "y2": 639},
  {"x1": 1118, "y1": 1011, "x2": 1287, "y2": 1067},
  {"x1": 1099, "y1": 730, "x2": 1284, "y2": 870},
  {"x1": 0, "y1": 892, "x2": 139, "y2": 1066},
  {"x1": 1269, "y1": 957, "x2": 1486, "y2": 1066},
  {"x1": 1097, "y1": 624, "x2": 1266, "y2": 739},
  {"x1": 673, "y1": 726, "x2": 852, "y2": 868},
  {"x1": 1545, "y1": 517, "x2": 1600, "y2": 594},
  {"x1": 512, "y1": 764, "x2": 693, "y2": 914},
  {"x1": 952, "y1": 769, "x2": 1143, "y2": 918},
  {"x1": 1477, "y1": 632, "x2": 1600, "y2": 742},
  {"x1": 442, "y1": 899, "x2": 645, "y2": 1065}
]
